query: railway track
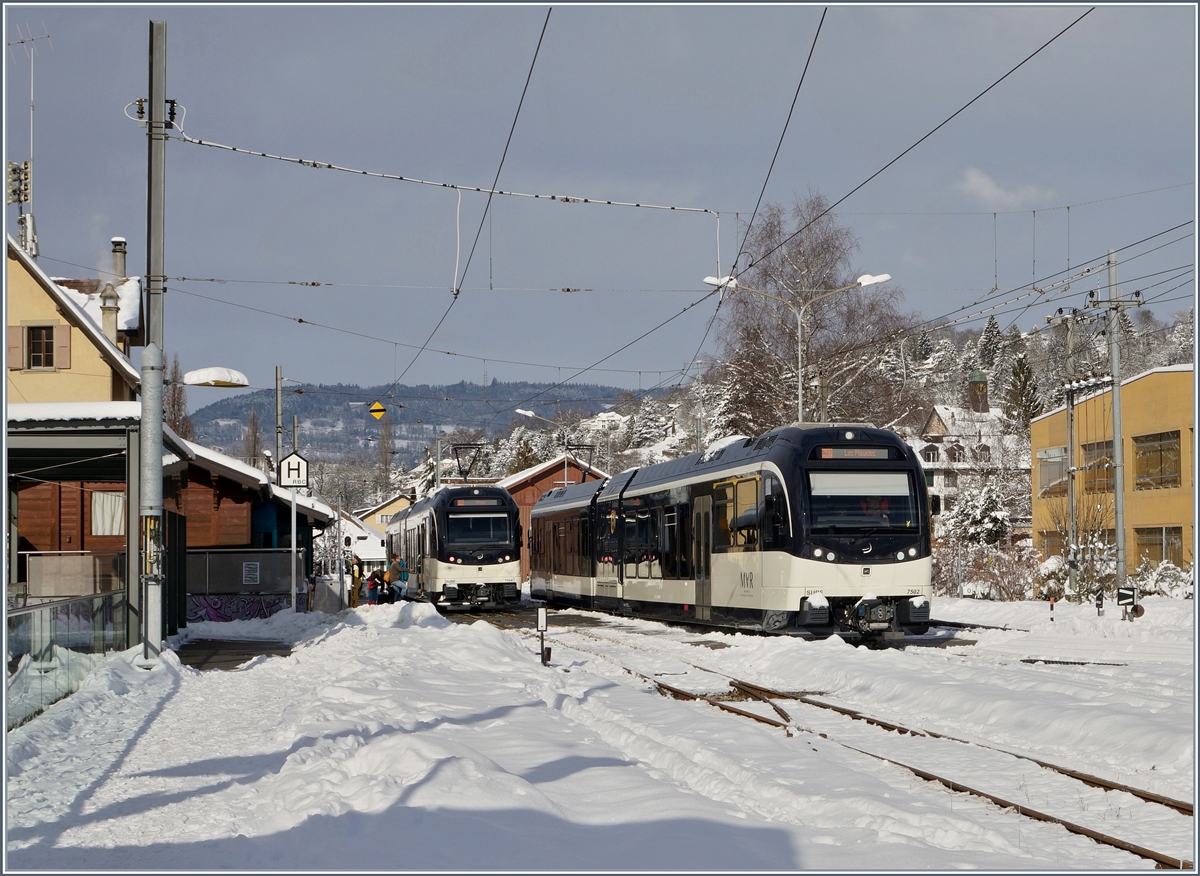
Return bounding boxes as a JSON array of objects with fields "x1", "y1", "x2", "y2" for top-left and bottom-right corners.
[{"x1": 472, "y1": 608, "x2": 1193, "y2": 869}]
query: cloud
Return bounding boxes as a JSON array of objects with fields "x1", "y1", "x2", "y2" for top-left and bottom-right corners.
[{"x1": 955, "y1": 167, "x2": 1054, "y2": 211}]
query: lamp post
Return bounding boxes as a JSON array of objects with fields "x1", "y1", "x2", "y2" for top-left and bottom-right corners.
[
  {"x1": 702, "y1": 273, "x2": 891, "y2": 423},
  {"x1": 516, "y1": 409, "x2": 573, "y2": 487}
]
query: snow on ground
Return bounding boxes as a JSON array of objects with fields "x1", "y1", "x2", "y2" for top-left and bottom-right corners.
[{"x1": 5, "y1": 597, "x2": 1194, "y2": 870}]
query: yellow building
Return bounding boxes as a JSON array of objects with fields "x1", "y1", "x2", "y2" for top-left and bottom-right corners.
[
  {"x1": 1030, "y1": 365, "x2": 1194, "y2": 572},
  {"x1": 6, "y1": 236, "x2": 140, "y2": 402},
  {"x1": 354, "y1": 492, "x2": 414, "y2": 531}
]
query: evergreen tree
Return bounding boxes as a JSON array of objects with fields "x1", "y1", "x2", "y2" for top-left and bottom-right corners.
[
  {"x1": 914, "y1": 328, "x2": 933, "y2": 363},
  {"x1": 943, "y1": 482, "x2": 1010, "y2": 546},
  {"x1": 976, "y1": 315, "x2": 1003, "y2": 370},
  {"x1": 1002, "y1": 354, "x2": 1043, "y2": 427}
]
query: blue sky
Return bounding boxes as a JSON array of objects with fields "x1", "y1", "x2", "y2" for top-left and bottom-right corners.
[{"x1": 5, "y1": 4, "x2": 1195, "y2": 401}]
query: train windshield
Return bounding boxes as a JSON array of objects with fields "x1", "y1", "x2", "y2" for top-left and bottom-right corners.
[
  {"x1": 807, "y1": 471, "x2": 918, "y2": 533},
  {"x1": 446, "y1": 513, "x2": 512, "y2": 547}
]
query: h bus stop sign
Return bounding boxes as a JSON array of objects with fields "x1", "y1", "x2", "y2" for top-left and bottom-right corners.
[{"x1": 279, "y1": 451, "x2": 309, "y2": 488}]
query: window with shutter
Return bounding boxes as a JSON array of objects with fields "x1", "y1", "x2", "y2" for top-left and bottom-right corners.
[
  {"x1": 7, "y1": 325, "x2": 22, "y2": 370},
  {"x1": 54, "y1": 324, "x2": 71, "y2": 370}
]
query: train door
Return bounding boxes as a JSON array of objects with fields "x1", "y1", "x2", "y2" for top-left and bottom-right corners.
[
  {"x1": 693, "y1": 495, "x2": 712, "y2": 621},
  {"x1": 595, "y1": 501, "x2": 620, "y2": 612}
]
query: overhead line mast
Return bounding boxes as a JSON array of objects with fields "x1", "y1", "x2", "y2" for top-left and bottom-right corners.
[{"x1": 5, "y1": 23, "x2": 50, "y2": 257}]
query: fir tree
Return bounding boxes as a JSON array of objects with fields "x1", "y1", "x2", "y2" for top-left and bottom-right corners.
[
  {"x1": 976, "y1": 315, "x2": 1003, "y2": 370},
  {"x1": 1003, "y1": 354, "x2": 1043, "y2": 427}
]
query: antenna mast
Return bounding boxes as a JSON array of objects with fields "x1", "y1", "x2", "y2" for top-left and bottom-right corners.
[{"x1": 6, "y1": 23, "x2": 51, "y2": 257}]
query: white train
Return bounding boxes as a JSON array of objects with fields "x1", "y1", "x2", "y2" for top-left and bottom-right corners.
[
  {"x1": 386, "y1": 485, "x2": 522, "y2": 610},
  {"x1": 530, "y1": 424, "x2": 933, "y2": 638}
]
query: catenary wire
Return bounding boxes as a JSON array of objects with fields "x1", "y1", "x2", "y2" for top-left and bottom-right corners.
[{"x1": 740, "y1": 8, "x2": 1096, "y2": 283}]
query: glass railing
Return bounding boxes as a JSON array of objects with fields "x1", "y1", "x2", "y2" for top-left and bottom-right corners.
[
  {"x1": 9, "y1": 550, "x2": 126, "y2": 609},
  {"x1": 6, "y1": 590, "x2": 128, "y2": 730}
]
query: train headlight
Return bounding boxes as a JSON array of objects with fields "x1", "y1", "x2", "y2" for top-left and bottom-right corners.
[
  {"x1": 504, "y1": 555, "x2": 511, "y2": 562},
  {"x1": 813, "y1": 547, "x2": 823, "y2": 558},
  {"x1": 896, "y1": 551, "x2": 906, "y2": 561},
  {"x1": 908, "y1": 547, "x2": 917, "y2": 557},
  {"x1": 825, "y1": 552, "x2": 837, "y2": 562}
]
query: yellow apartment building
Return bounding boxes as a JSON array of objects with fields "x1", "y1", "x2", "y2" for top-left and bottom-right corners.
[{"x1": 1030, "y1": 365, "x2": 1194, "y2": 572}]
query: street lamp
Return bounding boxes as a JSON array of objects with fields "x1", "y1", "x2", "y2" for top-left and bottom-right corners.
[
  {"x1": 702, "y1": 273, "x2": 891, "y2": 423},
  {"x1": 516, "y1": 409, "x2": 574, "y2": 487}
]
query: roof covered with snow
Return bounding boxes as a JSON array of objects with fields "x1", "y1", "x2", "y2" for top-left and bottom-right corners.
[
  {"x1": 333, "y1": 509, "x2": 387, "y2": 560},
  {"x1": 52, "y1": 277, "x2": 141, "y2": 333},
  {"x1": 494, "y1": 453, "x2": 610, "y2": 491},
  {"x1": 7, "y1": 236, "x2": 141, "y2": 391}
]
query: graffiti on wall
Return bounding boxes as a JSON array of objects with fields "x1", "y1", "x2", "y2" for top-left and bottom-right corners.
[{"x1": 186, "y1": 595, "x2": 293, "y2": 623}]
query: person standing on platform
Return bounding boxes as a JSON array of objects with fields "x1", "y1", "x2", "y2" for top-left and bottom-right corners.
[{"x1": 349, "y1": 554, "x2": 363, "y2": 608}]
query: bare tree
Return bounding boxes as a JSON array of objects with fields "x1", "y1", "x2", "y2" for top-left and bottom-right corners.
[
  {"x1": 712, "y1": 190, "x2": 927, "y2": 433},
  {"x1": 164, "y1": 353, "x2": 194, "y2": 439},
  {"x1": 243, "y1": 408, "x2": 263, "y2": 468},
  {"x1": 378, "y1": 413, "x2": 394, "y2": 493}
]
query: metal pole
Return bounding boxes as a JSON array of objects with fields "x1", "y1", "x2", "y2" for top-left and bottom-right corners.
[
  {"x1": 293, "y1": 414, "x2": 299, "y2": 452},
  {"x1": 796, "y1": 304, "x2": 805, "y2": 424},
  {"x1": 139, "y1": 344, "x2": 164, "y2": 662},
  {"x1": 146, "y1": 21, "x2": 166, "y2": 350},
  {"x1": 336, "y1": 495, "x2": 344, "y2": 606},
  {"x1": 1107, "y1": 251, "x2": 1127, "y2": 592},
  {"x1": 290, "y1": 488, "x2": 297, "y2": 611},
  {"x1": 275, "y1": 365, "x2": 283, "y2": 479},
  {"x1": 1065, "y1": 316, "x2": 1078, "y2": 599},
  {"x1": 138, "y1": 20, "x2": 167, "y2": 664},
  {"x1": 435, "y1": 437, "x2": 442, "y2": 489}
]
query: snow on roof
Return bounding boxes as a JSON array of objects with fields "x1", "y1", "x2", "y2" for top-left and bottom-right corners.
[
  {"x1": 494, "y1": 453, "x2": 611, "y2": 490},
  {"x1": 334, "y1": 510, "x2": 387, "y2": 560},
  {"x1": 352, "y1": 492, "x2": 411, "y2": 518},
  {"x1": 1031, "y1": 363, "x2": 1195, "y2": 424},
  {"x1": 182, "y1": 439, "x2": 271, "y2": 490},
  {"x1": 7, "y1": 402, "x2": 193, "y2": 460},
  {"x1": 7, "y1": 401, "x2": 142, "y2": 423},
  {"x1": 7, "y1": 236, "x2": 141, "y2": 391},
  {"x1": 52, "y1": 277, "x2": 141, "y2": 332},
  {"x1": 270, "y1": 484, "x2": 335, "y2": 525}
]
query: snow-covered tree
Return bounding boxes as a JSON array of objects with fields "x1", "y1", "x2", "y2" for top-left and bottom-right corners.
[{"x1": 976, "y1": 315, "x2": 1003, "y2": 370}]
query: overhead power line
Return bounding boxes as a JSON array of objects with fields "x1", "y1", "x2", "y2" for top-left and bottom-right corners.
[
  {"x1": 744, "y1": 7, "x2": 1096, "y2": 277},
  {"x1": 169, "y1": 285, "x2": 672, "y2": 376}
]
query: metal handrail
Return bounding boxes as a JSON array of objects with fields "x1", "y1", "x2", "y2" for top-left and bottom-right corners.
[{"x1": 6, "y1": 591, "x2": 116, "y2": 618}]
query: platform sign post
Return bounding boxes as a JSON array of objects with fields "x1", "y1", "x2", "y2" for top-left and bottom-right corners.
[
  {"x1": 279, "y1": 452, "x2": 310, "y2": 612},
  {"x1": 537, "y1": 606, "x2": 549, "y2": 665}
]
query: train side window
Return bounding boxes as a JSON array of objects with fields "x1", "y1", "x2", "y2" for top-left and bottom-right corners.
[
  {"x1": 713, "y1": 484, "x2": 734, "y2": 551},
  {"x1": 734, "y1": 478, "x2": 759, "y2": 548},
  {"x1": 578, "y1": 514, "x2": 590, "y2": 576},
  {"x1": 761, "y1": 475, "x2": 790, "y2": 548},
  {"x1": 677, "y1": 508, "x2": 692, "y2": 578}
]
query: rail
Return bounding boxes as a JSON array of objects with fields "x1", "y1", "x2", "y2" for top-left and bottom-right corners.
[{"x1": 498, "y1": 610, "x2": 1193, "y2": 870}]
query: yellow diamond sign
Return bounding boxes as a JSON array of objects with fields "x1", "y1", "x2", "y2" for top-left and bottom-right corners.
[{"x1": 369, "y1": 402, "x2": 386, "y2": 420}]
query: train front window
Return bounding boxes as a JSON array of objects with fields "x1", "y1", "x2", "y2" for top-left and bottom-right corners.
[
  {"x1": 446, "y1": 513, "x2": 512, "y2": 546},
  {"x1": 807, "y1": 471, "x2": 917, "y2": 533}
]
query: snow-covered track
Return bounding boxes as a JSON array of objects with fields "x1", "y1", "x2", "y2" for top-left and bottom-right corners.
[{"x1": 493, "y1": 614, "x2": 1194, "y2": 869}]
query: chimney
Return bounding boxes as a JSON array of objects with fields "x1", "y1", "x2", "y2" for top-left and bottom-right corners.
[
  {"x1": 111, "y1": 237, "x2": 127, "y2": 279},
  {"x1": 99, "y1": 283, "x2": 120, "y2": 344},
  {"x1": 967, "y1": 369, "x2": 989, "y2": 413}
]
